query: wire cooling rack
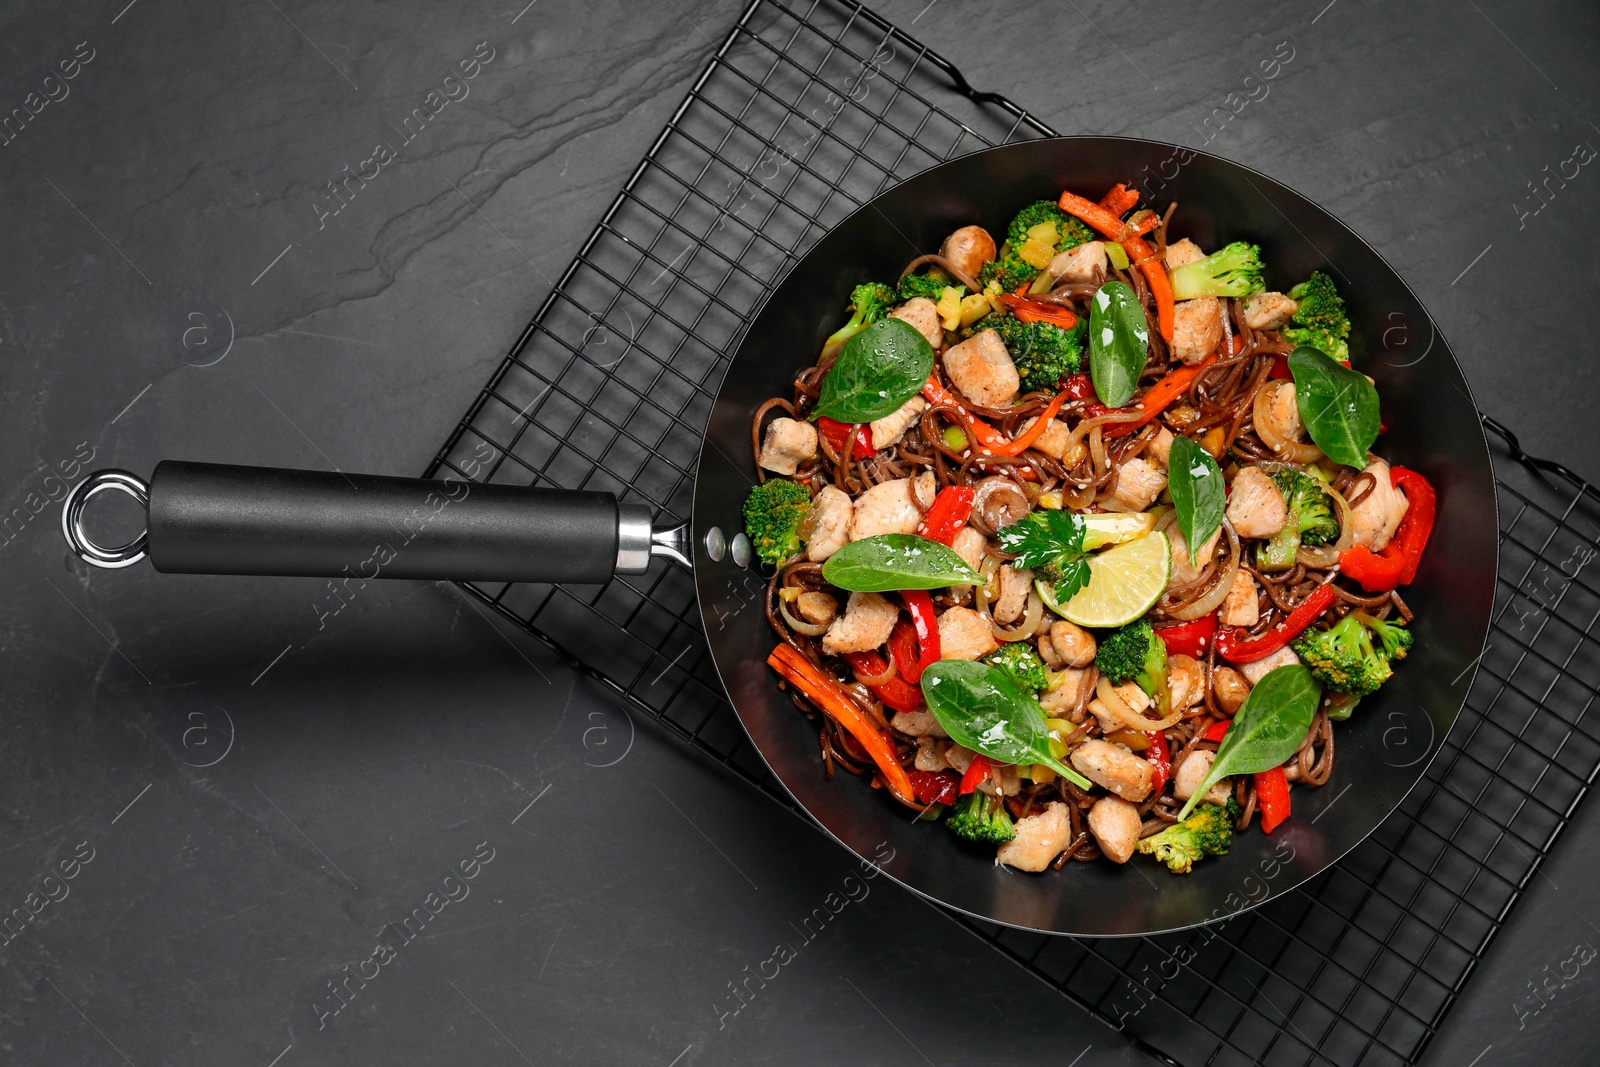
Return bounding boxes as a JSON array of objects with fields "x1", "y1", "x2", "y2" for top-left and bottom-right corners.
[{"x1": 424, "y1": 3, "x2": 1600, "y2": 1063}]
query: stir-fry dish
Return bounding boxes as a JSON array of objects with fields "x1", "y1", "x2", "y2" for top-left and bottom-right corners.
[{"x1": 745, "y1": 184, "x2": 1436, "y2": 875}]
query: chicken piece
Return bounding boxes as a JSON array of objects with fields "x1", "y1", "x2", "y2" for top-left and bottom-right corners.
[
  {"x1": 1086, "y1": 698, "x2": 1120, "y2": 736},
  {"x1": 1173, "y1": 749, "x2": 1231, "y2": 806},
  {"x1": 892, "y1": 710, "x2": 948, "y2": 739},
  {"x1": 1243, "y1": 291, "x2": 1298, "y2": 331},
  {"x1": 890, "y1": 298, "x2": 942, "y2": 350},
  {"x1": 1212, "y1": 667, "x2": 1251, "y2": 714},
  {"x1": 1039, "y1": 668, "x2": 1093, "y2": 716},
  {"x1": 911, "y1": 470, "x2": 939, "y2": 511},
  {"x1": 1168, "y1": 654, "x2": 1205, "y2": 710},
  {"x1": 1171, "y1": 296, "x2": 1224, "y2": 364},
  {"x1": 1226, "y1": 466, "x2": 1288, "y2": 539},
  {"x1": 1262, "y1": 381, "x2": 1307, "y2": 443},
  {"x1": 820, "y1": 592, "x2": 898, "y2": 656},
  {"x1": 1110, "y1": 457, "x2": 1167, "y2": 512},
  {"x1": 1349, "y1": 458, "x2": 1411, "y2": 551},
  {"x1": 756, "y1": 417, "x2": 817, "y2": 476},
  {"x1": 1111, "y1": 681, "x2": 1150, "y2": 715},
  {"x1": 1164, "y1": 238, "x2": 1206, "y2": 270},
  {"x1": 978, "y1": 761, "x2": 1022, "y2": 798},
  {"x1": 939, "y1": 225, "x2": 997, "y2": 281},
  {"x1": 996, "y1": 801, "x2": 1073, "y2": 872},
  {"x1": 1049, "y1": 620, "x2": 1096, "y2": 668},
  {"x1": 936, "y1": 605, "x2": 999, "y2": 661},
  {"x1": 865, "y1": 398, "x2": 921, "y2": 455},
  {"x1": 1086, "y1": 795, "x2": 1143, "y2": 864},
  {"x1": 1241, "y1": 645, "x2": 1300, "y2": 686},
  {"x1": 1168, "y1": 522, "x2": 1222, "y2": 588},
  {"x1": 847, "y1": 477, "x2": 922, "y2": 541},
  {"x1": 1047, "y1": 241, "x2": 1108, "y2": 285},
  {"x1": 1018, "y1": 416, "x2": 1076, "y2": 462},
  {"x1": 1147, "y1": 426, "x2": 1176, "y2": 468},
  {"x1": 803, "y1": 485, "x2": 853, "y2": 562},
  {"x1": 1070, "y1": 738, "x2": 1154, "y2": 802},
  {"x1": 913, "y1": 737, "x2": 947, "y2": 771},
  {"x1": 951, "y1": 525, "x2": 986, "y2": 573},
  {"x1": 1219, "y1": 571, "x2": 1260, "y2": 628},
  {"x1": 942, "y1": 743, "x2": 976, "y2": 775},
  {"x1": 993, "y1": 564, "x2": 1034, "y2": 625},
  {"x1": 794, "y1": 591, "x2": 837, "y2": 626},
  {"x1": 943, "y1": 329, "x2": 1019, "y2": 408}
]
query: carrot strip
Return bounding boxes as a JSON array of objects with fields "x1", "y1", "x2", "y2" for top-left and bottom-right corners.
[
  {"x1": 922, "y1": 376, "x2": 1069, "y2": 457},
  {"x1": 1103, "y1": 353, "x2": 1219, "y2": 438},
  {"x1": 1098, "y1": 182, "x2": 1140, "y2": 215},
  {"x1": 768, "y1": 644, "x2": 918, "y2": 806},
  {"x1": 997, "y1": 293, "x2": 1078, "y2": 330},
  {"x1": 1057, "y1": 189, "x2": 1174, "y2": 342}
]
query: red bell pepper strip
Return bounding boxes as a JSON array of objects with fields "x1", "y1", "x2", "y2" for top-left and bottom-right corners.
[
  {"x1": 1104, "y1": 353, "x2": 1220, "y2": 438},
  {"x1": 1057, "y1": 189, "x2": 1174, "y2": 342},
  {"x1": 1255, "y1": 766, "x2": 1291, "y2": 833},
  {"x1": 909, "y1": 769, "x2": 960, "y2": 807},
  {"x1": 768, "y1": 644, "x2": 917, "y2": 806},
  {"x1": 816, "y1": 415, "x2": 875, "y2": 459},
  {"x1": 1062, "y1": 373, "x2": 1111, "y2": 418},
  {"x1": 921, "y1": 376, "x2": 1071, "y2": 457},
  {"x1": 842, "y1": 650, "x2": 924, "y2": 714},
  {"x1": 1270, "y1": 354, "x2": 1351, "y2": 380},
  {"x1": 901, "y1": 591, "x2": 941, "y2": 680},
  {"x1": 1146, "y1": 730, "x2": 1171, "y2": 793},
  {"x1": 1216, "y1": 584, "x2": 1337, "y2": 663},
  {"x1": 997, "y1": 293, "x2": 1078, "y2": 330},
  {"x1": 1202, "y1": 719, "x2": 1231, "y2": 743},
  {"x1": 1339, "y1": 467, "x2": 1437, "y2": 592},
  {"x1": 915, "y1": 485, "x2": 975, "y2": 545},
  {"x1": 959, "y1": 754, "x2": 993, "y2": 795},
  {"x1": 887, "y1": 621, "x2": 921, "y2": 686},
  {"x1": 1098, "y1": 182, "x2": 1140, "y2": 215},
  {"x1": 1154, "y1": 612, "x2": 1218, "y2": 659}
]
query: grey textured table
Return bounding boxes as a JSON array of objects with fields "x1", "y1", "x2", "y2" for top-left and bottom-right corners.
[{"x1": 1, "y1": 1, "x2": 1596, "y2": 1064}]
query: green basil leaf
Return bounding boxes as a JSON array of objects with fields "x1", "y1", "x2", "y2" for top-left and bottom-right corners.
[
  {"x1": 1167, "y1": 435, "x2": 1224, "y2": 556},
  {"x1": 821, "y1": 534, "x2": 982, "y2": 592},
  {"x1": 920, "y1": 660, "x2": 1092, "y2": 789},
  {"x1": 810, "y1": 317, "x2": 934, "y2": 423},
  {"x1": 1287, "y1": 346, "x2": 1380, "y2": 468},
  {"x1": 1176, "y1": 664, "x2": 1321, "y2": 821},
  {"x1": 1087, "y1": 280, "x2": 1148, "y2": 408}
]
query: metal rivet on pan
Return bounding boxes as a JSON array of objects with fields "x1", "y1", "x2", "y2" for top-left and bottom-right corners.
[
  {"x1": 729, "y1": 532, "x2": 752, "y2": 568},
  {"x1": 703, "y1": 526, "x2": 726, "y2": 562}
]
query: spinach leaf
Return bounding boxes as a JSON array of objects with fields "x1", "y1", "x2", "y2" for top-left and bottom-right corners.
[
  {"x1": 1287, "y1": 346, "x2": 1380, "y2": 469},
  {"x1": 1176, "y1": 664, "x2": 1322, "y2": 821},
  {"x1": 1167, "y1": 435, "x2": 1224, "y2": 556},
  {"x1": 810, "y1": 317, "x2": 934, "y2": 423},
  {"x1": 821, "y1": 534, "x2": 982, "y2": 592},
  {"x1": 996, "y1": 509, "x2": 1092, "y2": 601},
  {"x1": 1087, "y1": 280, "x2": 1149, "y2": 408},
  {"x1": 920, "y1": 660, "x2": 1092, "y2": 789}
]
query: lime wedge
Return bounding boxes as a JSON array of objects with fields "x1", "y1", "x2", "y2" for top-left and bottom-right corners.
[
  {"x1": 1035, "y1": 531, "x2": 1171, "y2": 629},
  {"x1": 1081, "y1": 510, "x2": 1164, "y2": 551}
]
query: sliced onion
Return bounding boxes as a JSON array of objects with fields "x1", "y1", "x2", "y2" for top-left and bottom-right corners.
[
  {"x1": 850, "y1": 655, "x2": 897, "y2": 687},
  {"x1": 975, "y1": 554, "x2": 1001, "y2": 616},
  {"x1": 779, "y1": 599, "x2": 831, "y2": 637},
  {"x1": 1097, "y1": 676, "x2": 1186, "y2": 732},
  {"x1": 1322, "y1": 480, "x2": 1356, "y2": 554},
  {"x1": 1161, "y1": 519, "x2": 1242, "y2": 620},
  {"x1": 992, "y1": 587, "x2": 1043, "y2": 643},
  {"x1": 1253, "y1": 381, "x2": 1324, "y2": 463}
]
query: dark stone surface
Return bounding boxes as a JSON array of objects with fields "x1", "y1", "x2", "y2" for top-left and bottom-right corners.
[{"x1": 0, "y1": 1, "x2": 1594, "y2": 1065}]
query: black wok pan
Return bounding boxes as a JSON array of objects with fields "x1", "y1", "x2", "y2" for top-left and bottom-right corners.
[{"x1": 62, "y1": 137, "x2": 1497, "y2": 936}]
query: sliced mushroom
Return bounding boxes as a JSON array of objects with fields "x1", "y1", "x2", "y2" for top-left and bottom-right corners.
[{"x1": 967, "y1": 476, "x2": 1030, "y2": 535}]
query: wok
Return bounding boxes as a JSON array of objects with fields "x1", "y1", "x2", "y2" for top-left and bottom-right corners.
[{"x1": 61, "y1": 137, "x2": 1497, "y2": 935}]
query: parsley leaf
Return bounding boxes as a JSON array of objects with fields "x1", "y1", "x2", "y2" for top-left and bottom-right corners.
[{"x1": 996, "y1": 511, "x2": 1091, "y2": 601}]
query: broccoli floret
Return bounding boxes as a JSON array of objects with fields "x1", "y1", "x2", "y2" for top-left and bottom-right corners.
[
  {"x1": 1094, "y1": 619, "x2": 1168, "y2": 692},
  {"x1": 741, "y1": 478, "x2": 811, "y2": 567},
  {"x1": 1005, "y1": 200, "x2": 1094, "y2": 253},
  {"x1": 821, "y1": 282, "x2": 898, "y2": 360},
  {"x1": 977, "y1": 253, "x2": 1041, "y2": 293},
  {"x1": 984, "y1": 643, "x2": 1050, "y2": 692},
  {"x1": 1136, "y1": 797, "x2": 1240, "y2": 874},
  {"x1": 1168, "y1": 241, "x2": 1265, "y2": 301},
  {"x1": 1282, "y1": 272, "x2": 1350, "y2": 362},
  {"x1": 990, "y1": 315, "x2": 1084, "y2": 393},
  {"x1": 1291, "y1": 611, "x2": 1412, "y2": 698},
  {"x1": 898, "y1": 270, "x2": 953, "y2": 302},
  {"x1": 945, "y1": 788, "x2": 1015, "y2": 844},
  {"x1": 1258, "y1": 469, "x2": 1340, "y2": 570}
]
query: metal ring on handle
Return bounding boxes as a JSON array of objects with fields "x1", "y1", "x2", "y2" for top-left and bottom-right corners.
[{"x1": 61, "y1": 469, "x2": 150, "y2": 569}]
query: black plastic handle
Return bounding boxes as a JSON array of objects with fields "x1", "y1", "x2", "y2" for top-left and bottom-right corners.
[{"x1": 144, "y1": 461, "x2": 625, "y2": 584}]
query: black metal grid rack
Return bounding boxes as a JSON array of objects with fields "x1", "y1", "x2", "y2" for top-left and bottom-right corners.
[{"x1": 423, "y1": 3, "x2": 1600, "y2": 1063}]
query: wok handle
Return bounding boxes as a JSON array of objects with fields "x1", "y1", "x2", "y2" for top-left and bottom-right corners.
[{"x1": 62, "y1": 462, "x2": 691, "y2": 583}]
